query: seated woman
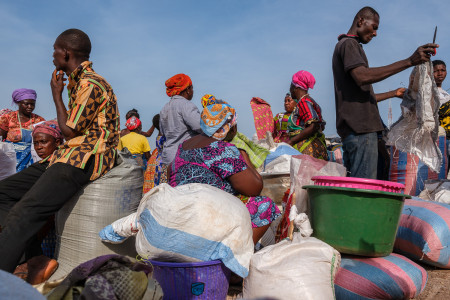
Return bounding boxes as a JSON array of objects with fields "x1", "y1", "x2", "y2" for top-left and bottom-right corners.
[
  {"x1": 169, "y1": 101, "x2": 281, "y2": 244},
  {"x1": 10, "y1": 120, "x2": 62, "y2": 284},
  {"x1": 120, "y1": 108, "x2": 155, "y2": 138},
  {"x1": 273, "y1": 93, "x2": 296, "y2": 143},
  {"x1": 0, "y1": 89, "x2": 45, "y2": 171},
  {"x1": 287, "y1": 70, "x2": 328, "y2": 160},
  {"x1": 118, "y1": 116, "x2": 151, "y2": 169}
]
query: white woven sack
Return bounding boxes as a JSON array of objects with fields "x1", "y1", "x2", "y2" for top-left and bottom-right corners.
[
  {"x1": 135, "y1": 183, "x2": 254, "y2": 277},
  {"x1": 51, "y1": 151, "x2": 143, "y2": 280},
  {"x1": 243, "y1": 235, "x2": 341, "y2": 300}
]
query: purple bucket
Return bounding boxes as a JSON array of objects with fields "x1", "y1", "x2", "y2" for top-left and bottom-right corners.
[{"x1": 145, "y1": 259, "x2": 231, "y2": 299}]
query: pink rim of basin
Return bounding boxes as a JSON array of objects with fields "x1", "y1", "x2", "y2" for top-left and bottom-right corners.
[{"x1": 311, "y1": 176, "x2": 405, "y2": 193}]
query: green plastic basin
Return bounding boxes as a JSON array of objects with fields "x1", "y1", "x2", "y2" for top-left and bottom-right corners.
[{"x1": 303, "y1": 185, "x2": 411, "y2": 257}]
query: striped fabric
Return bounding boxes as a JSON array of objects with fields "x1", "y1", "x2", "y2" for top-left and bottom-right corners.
[
  {"x1": 394, "y1": 197, "x2": 450, "y2": 269},
  {"x1": 389, "y1": 135, "x2": 448, "y2": 196},
  {"x1": 334, "y1": 253, "x2": 427, "y2": 300}
]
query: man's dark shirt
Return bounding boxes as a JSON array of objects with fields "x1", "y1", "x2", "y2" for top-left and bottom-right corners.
[{"x1": 332, "y1": 35, "x2": 384, "y2": 138}]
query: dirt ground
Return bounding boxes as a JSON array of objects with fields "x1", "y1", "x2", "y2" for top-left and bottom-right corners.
[
  {"x1": 226, "y1": 264, "x2": 450, "y2": 300},
  {"x1": 415, "y1": 265, "x2": 450, "y2": 300}
]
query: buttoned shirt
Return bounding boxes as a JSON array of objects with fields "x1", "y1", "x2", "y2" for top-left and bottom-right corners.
[
  {"x1": 159, "y1": 95, "x2": 201, "y2": 164},
  {"x1": 47, "y1": 61, "x2": 120, "y2": 180}
]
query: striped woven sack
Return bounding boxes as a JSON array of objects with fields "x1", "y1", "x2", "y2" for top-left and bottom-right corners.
[
  {"x1": 394, "y1": 197, "x2": 450, "y2": 269},
  {"x1": 389, "y1": 135, "x2": 448, "y2": 196},
  {"x1": 334, "y1": 253, "x2": 427, "y2": 299}
]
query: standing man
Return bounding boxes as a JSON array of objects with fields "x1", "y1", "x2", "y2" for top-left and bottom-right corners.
[
  {"x1": 332, "y1": 6, "x2": 438, "y2": 179},
  {"x1": 0, "y1": 28, "x2": 119, "y2": 274}
]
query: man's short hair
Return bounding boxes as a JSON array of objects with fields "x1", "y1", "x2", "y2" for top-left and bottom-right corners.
[
  {"x1": 433, "y1": 60, "x2": 446, "y2": 67},
  {"x1": 353, "y1": 6, "x2": 379, "y2": 24},
  {"x1": 57, "y1": 29, "x2": 91, "y2": 59}
]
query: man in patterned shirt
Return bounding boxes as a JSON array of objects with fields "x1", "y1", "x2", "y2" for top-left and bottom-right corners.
[{"x1": 0, "y1": 29, "x2": 119, "y2": 273}]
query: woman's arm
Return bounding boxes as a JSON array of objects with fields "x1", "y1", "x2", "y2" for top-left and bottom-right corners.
[
  {"x1": 228, "y1": 150, "x2": 263, "y2": 196},
  {"x1": 144, "y1": 151, "x2": 151, "y2": 160},
  {"x1": 141, "y1": 125, "x2": 155, "y2": 137},
  {"x1": 288, "y1": 122, "x2": 320, "y2": 146}
]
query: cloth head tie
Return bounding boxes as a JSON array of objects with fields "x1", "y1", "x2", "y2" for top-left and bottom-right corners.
[
  {"x1": 291, "y1": 70, "x2": 315, "y2": 91},
  {"x1": 200, "y1": 101, "x2": 237, "y2": 140},
  {"x1": 165, "y1": 74, "x2": 192, "y2": 97},
  {"x1": 125, "y1": 116, "x2": 142, "y2": 130},
  {"x1": 32, "y1": 120, "x2": 63, "y2": 142},
  {"x1": 12, "y1": 88, "x2": 37, "y2": 104}
]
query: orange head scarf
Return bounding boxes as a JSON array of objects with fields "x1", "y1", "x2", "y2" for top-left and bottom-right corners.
[{"x1": 165, "y1": 74, "x2": 192, "y2": 97}]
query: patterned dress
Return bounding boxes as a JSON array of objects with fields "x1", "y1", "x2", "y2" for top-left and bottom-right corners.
[
  {"x1": 143, "y1": 135, "x2": 167, "y2": 193},
  {"x1": 273, "y1": 112, "x2": 291, "y2": 143},
  {"x1": 288, "y1": 96, "x2": 328, "y2": 160},
  {"x1": 169, "y1": 140, "x2": 280, "y2": 228}
]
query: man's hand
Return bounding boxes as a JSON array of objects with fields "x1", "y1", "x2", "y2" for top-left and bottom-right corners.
[
  {"x1": 408, "y1": 43, "x2": 439, "y2": 66},
  {"x1": 395, "y1": 87, "x2": 406, "y2": 98},
  {"x1": 50, "y1": 70, "x2": 66, "y2": 98}
]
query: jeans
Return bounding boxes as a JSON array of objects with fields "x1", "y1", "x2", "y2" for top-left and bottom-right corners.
[
  {"x1": 0, "y1": 160, "x2": 94, "y2": 272},
  {"x1": 342, "y1": 131, "x2": 378, "y2": 179}
]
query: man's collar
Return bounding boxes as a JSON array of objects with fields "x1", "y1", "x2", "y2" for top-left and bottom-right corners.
[
  {"x1": 67, "y1": 61, "x2": 92, "y2": 90},
  {"x1": 338, "y1": 34, "x2": 360, "y2": 42}
]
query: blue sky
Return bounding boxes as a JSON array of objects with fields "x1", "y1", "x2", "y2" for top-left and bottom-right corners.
[{"x1": 1, "y1": 0, "x2": 449, "y2": 147}]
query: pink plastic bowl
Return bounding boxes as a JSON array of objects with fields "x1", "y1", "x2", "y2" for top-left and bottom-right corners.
[{"x1": 311, "y1": 176, "x2": 405, "y2": 194}]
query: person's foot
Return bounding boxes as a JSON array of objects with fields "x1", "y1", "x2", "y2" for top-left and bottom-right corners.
[
  {"x1": 13, "y1": 262, "x2": 28, "y2": 281},
  {"x1": 26, "y1": 255, "x2": 58, "y2": 285}
]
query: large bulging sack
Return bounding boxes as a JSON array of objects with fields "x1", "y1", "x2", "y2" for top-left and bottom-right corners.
[
  {"x1": 389, "y1": 135, "x2": 448, "y2": 196},
  {"x1": 51, "y1": 151, "x2": 143, "y2": 279},
  {"x1": 243, "y1": 235, "x2": 340, "y2": 300},
  {"x1": 101, "y1": 183, "x2": 254, "y2": 278},
  {"x1": 394, "y1": 197, "x2": 450, "y2": 269},
  {"x1": 334, "y1": 253, "x2": 427, "y2": 299}
]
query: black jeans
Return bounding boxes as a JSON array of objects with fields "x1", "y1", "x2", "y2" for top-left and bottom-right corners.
[{"x1": 0, "y1": 160, "x2": 94, "y2": 272}]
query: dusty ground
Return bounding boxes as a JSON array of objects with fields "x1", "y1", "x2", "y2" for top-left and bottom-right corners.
[
  {"x1": 415, "y1": 265, "x2": 450, "y2": 300},
  {"x1": 226, "y1": 264, "x2": 450, "y2": 299}
]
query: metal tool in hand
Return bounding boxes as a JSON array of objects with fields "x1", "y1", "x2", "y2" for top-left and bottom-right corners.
[{"x1": 432, "y1": 26, "x2": 437, "y2": 56}]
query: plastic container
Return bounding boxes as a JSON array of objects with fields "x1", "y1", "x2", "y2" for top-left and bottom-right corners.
[
  {"x1": 303, "y1": 185, "x2": 410, "y2": 257},
  {"x1": 145, "y1": 260, "x2": 231, "y2": 299},
  {"x1": 311, "y1": 176, "x2": 405, "y2": 193}
]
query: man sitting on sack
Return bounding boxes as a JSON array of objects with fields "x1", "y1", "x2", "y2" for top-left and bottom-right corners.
[{"x1": 0, "y1": 28, "x2": 119, "y2": 275}]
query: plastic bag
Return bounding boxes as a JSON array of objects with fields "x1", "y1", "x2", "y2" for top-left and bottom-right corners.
[
  {"x1": 0, "y1": 142, "x2": 17, "y2": 180},
  {"x1": 387, "y1": 61, "x2": 442, "y2": 172}
]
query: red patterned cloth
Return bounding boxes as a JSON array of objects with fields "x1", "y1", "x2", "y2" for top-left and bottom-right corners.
[
  {"x1": 165, "y1": 74, "x2": 192, "y2": 97},
  {"x1": 250, "y1": 97, "x2": 274, "y2": 140}
]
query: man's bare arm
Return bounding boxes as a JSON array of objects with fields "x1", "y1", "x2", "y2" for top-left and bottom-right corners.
[{"x1": 350, "y1": 43, "x2": 438, "y2": 86}]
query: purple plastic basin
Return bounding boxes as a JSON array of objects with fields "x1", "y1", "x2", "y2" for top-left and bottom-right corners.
[{"x1": 145, "y1": 259, "x2": 231, "y2": 300}]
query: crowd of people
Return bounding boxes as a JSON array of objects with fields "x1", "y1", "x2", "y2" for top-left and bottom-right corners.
[{"x1": 0, "y1": 5, "x2": 448, "y2": 291}]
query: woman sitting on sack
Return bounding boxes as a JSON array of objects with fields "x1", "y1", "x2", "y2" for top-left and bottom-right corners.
[
  {"x1": 168, "y1": 100, "x2": 281, "y2": 244},
  {"x1": 287, "y1": 70, "x2": 328, "y2": 160},
  {"x1": 0, "y1": 89, "x2": 45, "y2": 171}
]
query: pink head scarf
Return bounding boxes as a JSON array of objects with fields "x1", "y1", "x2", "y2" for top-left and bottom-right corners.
[{"x1": 291, "y1": 70, "x2": 316, "y2": 91}]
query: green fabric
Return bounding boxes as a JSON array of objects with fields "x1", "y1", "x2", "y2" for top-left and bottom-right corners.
[{"x1": 231, "y1": 132, "x2": 270, "y2": 168}]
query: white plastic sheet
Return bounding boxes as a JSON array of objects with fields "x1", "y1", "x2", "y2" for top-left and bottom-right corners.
[
  {"x1": 0, "y1": 142, "x2": 17, "y2": 180},
  {"x1": 387, "y1": 61, "x2": 442, "y2": 172}
]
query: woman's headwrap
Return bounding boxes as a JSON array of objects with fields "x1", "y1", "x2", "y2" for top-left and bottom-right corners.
[
  {"x1": 12, "y1": 88, "x2": 37, "y2": 104},
  {"x1": 291, "y1": 70, "x2": 316, "y2": 91},
  {"x1": 200, "y1": 101, "x2": 237, "y2": 140},
  {"x1": 32, "y1": 120, "x2": 63, "y2": 142},
  {"x1": 125, "y1": 116, "x2": 141, "y2": 131},
  {"x1": 165, "y1": 74, "x2": 192, "y2": 97}
]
